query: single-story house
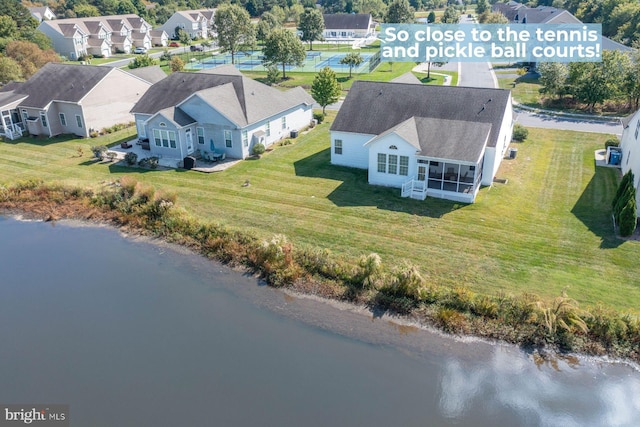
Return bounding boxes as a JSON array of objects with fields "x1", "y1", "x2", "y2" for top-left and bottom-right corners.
[
  {"x1": 130, "y1": 65, "x2": 313, "y2": 164},
  {"x1": 0, "y1": 63, "x2": 152, "y2": 139},
  {"x1": 330, "y1": 80, "x2": 514, "y2": 203},
  {"x1": 322, "y1": 14, "x2": 373, "y2": 40},
  {"x1": 619, "y1": 109, "x2": 640, "y2": 215}
]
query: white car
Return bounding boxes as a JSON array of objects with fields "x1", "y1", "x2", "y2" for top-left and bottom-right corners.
[{"x1": 133, "y1": 47, "x2": 147, "y2": 54}]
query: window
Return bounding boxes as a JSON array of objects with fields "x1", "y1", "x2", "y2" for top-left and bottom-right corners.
[
  {"x1": 224, "y1": 130, "x2": 232, "y2": 147},
  {"x1": 388, "y1": 154, "x2": 398, "y2": 174},
  {"x1": 153, "y1": 129, "x2": 176, "y2": 148},
  {"x1": 281, "y1": 116, "x2": 286, "y2": 129},
  {"x1": 40, "y1": 112, "x2": 47, "y2": 128},
  {"x1": 197, "y1": 127, "x2": 204, "y2": 144},
  {"x1": 334, "y1": 139, "x2": 343, "y2": 155},
  {"x1": 377, "y1": 153, "x2": 386, "y2": 173},
  {"x1": 21, "y1": 110, "x2": 28, "y2": 121},
  {"x1": 138, "y1": 120, "x2": 146, "y2": 137},
  {"x1": 242, "y1": 130, "x2": 248, "y2": 147},
  {"x1": 265, "y1": 121, "x2": 270, "y2": 137},
  {"x1": 399, "y1": 156, "x2": 409, "y2": 176},
  {"x1": 59, "y1": 113, "x2": 66, "y2": 126},
  {"x1": 389, "y1": 145, "x2": 397, "y2": 150},
  {"x1": 75, "y1": 115, "x2": 82, "y2": 128}
]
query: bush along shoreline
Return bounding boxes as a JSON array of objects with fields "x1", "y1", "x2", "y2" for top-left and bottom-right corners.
[{"x1": 1, "y1": 177, "x2": 639, "y2": 362}]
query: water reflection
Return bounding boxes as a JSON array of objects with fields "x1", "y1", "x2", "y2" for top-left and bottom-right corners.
[{"x1": 440, "y1": 347, "x2": 640, "y2": 426}]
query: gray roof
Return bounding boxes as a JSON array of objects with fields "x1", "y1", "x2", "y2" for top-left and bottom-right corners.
[
  {"x1": 390, "y1": 72, "x2": 422, "y2": 85},
  {"x1": 123, "y1": 66, "x2": 167, "y2": 84},
  {"x1": 331, "y1": 81, "x2": 510, "y2": 149},
  {"x1": 0, "y1": 90, "x2": 28, "y2": 108},
  {"x1": 7, "y1": 63, "x2": 112, "y2": 109},
  {"x1": 603, "y1": 36, "x2": 633, "y2": 52},
  {"x1": 368, "y1": 117, "x2": 491, "y2": 163},
  {"x1": 323, "y1": 14, "x2": 371, "y2": 30},
  {"x1": 492, "y1": 2, "x2": 524, "y2": 21},
  {"x1": 132, "y1": 71, "x2": 314, "y2": 126},
  {"x1": 157, "y1": 107, "x2": 196, "y2": 126}
]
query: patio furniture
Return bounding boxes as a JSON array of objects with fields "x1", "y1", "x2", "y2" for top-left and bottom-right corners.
[
  {"x1": 141, "y1": 140, "x2": 150, "y2": 150},
  {"x1": 120, "y1": 142, "x2": 132, "y2": 149},
  {"x1": 213, "y1": 152, "x2": 225, "y2": 161}
]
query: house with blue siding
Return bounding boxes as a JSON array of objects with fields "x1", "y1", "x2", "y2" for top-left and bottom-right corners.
[{"x1": 130, "y1": 66, "x2": 314, "y2": 163}]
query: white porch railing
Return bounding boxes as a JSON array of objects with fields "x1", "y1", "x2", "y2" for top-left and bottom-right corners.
[{"x1": 401, "y1": 178, "x2": 427, "y2": 200}]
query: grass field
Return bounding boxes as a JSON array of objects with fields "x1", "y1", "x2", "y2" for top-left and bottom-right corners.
[{"x1": 1, "y1": 121, "x2": 637, "y2": 311}]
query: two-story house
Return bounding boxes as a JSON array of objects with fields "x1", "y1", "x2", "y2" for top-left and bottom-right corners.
[{"x1": 158, "y1": 9, "x2": 216, "y2": 40}]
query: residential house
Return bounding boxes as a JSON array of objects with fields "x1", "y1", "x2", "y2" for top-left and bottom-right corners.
[
  {"x1": 619, "y1": 109, "x2": 640, "y2": 215},
  {"x1": 38, "y1": 14, "x2": 154, "y2": 59},
  {"x1": 123, "y1": 66, "x2": 168, "y2": 85},
  {"x1": 158, "y1": 9, "x2": 216, "y2": 40},
  {"x1": 0, "y1": 63, "x2": 152, "y2": 140},
  {"x1": 150, "y1": 29, "x2": 169, "y2": 47},
  {"x1": 28, "y1": 6, "x2": 56, "y2": 22},
  {"x1": 130, "y1": 66, "x2": 313, "y2": 164},
  {"x1": 493, "y1": 3, "x2": 633, "y2": 53},
  {"x1": 322, "y1": 14, "x2": 373, "y2": 40},
  {"x1": 330, "y1": 81, "x2": 513, "y2": 203}
]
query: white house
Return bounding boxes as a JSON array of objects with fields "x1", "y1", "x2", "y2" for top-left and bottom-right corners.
[
  {"x1": 157, "y1": 9, "x2": 215, "y2": 39},
  {"x1": 130, "y1": 66, "x2": 313, "y2": 164},
  {"x1": 330, "y1": 80, "x2": 514, "y2": 203},
  {"x1": 322, "y1": 14, "x2": 373, "y2": 40},
  {"x1": 619, "y1": 109, "x2": 640, "y2": 215},
  {"x1": 29, "y1": 6, "x2": 56, "y2": 22},
  {"x1": 38, "y1": 14, "x2": 154, "y2": 59}
]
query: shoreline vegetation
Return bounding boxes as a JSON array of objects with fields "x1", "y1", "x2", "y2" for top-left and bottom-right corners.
[{"x1": 2, "y1": 178, "x2": 639, "y2": 363}]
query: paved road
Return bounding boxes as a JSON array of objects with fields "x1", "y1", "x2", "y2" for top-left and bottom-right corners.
[
  {"x1": 515, "y1": 109, "x2": 622, "y2": 135},
  {"x1": 99, "y1": 46, "x2": 216, "y2": 68}
]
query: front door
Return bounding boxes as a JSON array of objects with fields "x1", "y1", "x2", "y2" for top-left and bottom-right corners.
[
  {"x1": 417, "y1": 164, "x2": 427, "y2": 182},
  {"x1": 186, "y1": 129, "x2": 194, "y2": 154}
]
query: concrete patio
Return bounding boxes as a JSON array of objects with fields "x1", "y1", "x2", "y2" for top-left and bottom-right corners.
[{"x1": 107, "y1": 138, "x2": 241, "y2": 172}]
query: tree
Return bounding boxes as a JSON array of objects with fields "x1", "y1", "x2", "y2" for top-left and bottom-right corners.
[
  {"x1": 298, "y1": 8, "x2": 324, "y2": 50},
  {"x1": 538, "y1": 62, "x2": 569, "y2": 99},
  {"x1": 311, "y1": 66, "x2": 341, "y2": 114},
  {"x1": 0, "y1": 16, "x2": 18, "y2": 39},
  {"x1": 262, "y1": 28, "x2": 305, "y2": 78},
  {"x1": 568, "y1": 50, "x2": 628, "y2": 112},
  {"x1": 476, "y1": 0, "x2": 488, "y2": 15},
  {"x1": 169, "y1": 56, "x2": 184, "y2": 72},
  {"x1": 385, "y1": 0, "x2": 414, "y2": 23},
  {"x1": 353, "y1": 0, "x2": 387, "y2": 19},
  {"x1": 441, "y1": 5, "x2": 460, "y2": 23},
  {"x1": 323, "y1": 0, "x2": 347, "y2": 14},
  {"x1": 0, "y1": 56, "x2": 23, "y2": 84},
  {"x1": 427, "y1": 10, "x2": 436, "y2": 23},
  {"x1": 4, "y1": 40, "x2": 59, "y2": 79},
  {"x1": 479, "y1": 11, "x2": 509, "y2": 23},
  {"x1": 256, "y1": 12, "x2": 280, "y2": 43},
  {"x1": 339, "y1": 51, "x2": 363, "y2": 78},
  {"x1": 213, "y1": 4, "x2": 255, "y2": 64},
  {"x1": 74, "y1": 4, "x2": 100, "y2": 17},
  {"x1": 128, "y1": 54, "x2": 157, "y2": 69}
]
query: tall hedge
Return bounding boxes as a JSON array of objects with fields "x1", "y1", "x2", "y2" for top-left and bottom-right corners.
[{"x1": 612, "y1": 170, "x2": 637, "y2": 236}]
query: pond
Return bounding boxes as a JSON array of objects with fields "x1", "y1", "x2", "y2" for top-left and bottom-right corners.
[{"x1": 0, "y1": 218, "x2": 638, "y2": 426}]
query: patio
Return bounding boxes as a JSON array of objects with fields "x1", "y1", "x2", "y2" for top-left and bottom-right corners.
[{"x1": 108, "y1": 138, "x2": 240, "y2": 173}]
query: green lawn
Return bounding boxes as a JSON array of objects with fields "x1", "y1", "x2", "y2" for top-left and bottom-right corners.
[
  {"x1": 498, "y1": 76, "x2": 544, "y2": 107},
  {"x1": 1, "y1": 121, "x2": 637, "y2": 311}
]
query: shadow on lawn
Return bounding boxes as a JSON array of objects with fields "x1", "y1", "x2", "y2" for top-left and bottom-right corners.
[
  {"x1": 293, "y1": 148, "x2": 464, "y2": 218},
  {"x1": 571, "y1": 166, "x2": 623, "y2": 249},
  {"x1": 3, "y1": 134, "x2": 80, "y2": 147}
]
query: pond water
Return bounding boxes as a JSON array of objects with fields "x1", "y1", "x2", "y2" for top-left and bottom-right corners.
[{"x1": 1, "y1": 217, "x2": 639, "y2": 426}]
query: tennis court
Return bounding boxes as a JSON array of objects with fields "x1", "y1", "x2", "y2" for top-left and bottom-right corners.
[{"x1": 186, "y1": 50, "x2": 380, "y2": 74}]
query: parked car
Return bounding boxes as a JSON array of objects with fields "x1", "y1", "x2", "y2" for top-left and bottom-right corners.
[
  {"x1": 190, "y1": 45, "x2": 204, "y2": 52},
  {"x1": 133, "y1": 47, "x2": 147, "y2": 54},
  {"x1": 168, "y1": 42, "x2": 180, "y2": 47}
]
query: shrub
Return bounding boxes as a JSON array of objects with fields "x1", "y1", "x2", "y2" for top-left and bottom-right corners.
[
  {"x1": 435, "y1": 307, "x2": 470, "y2": 334},
  {"x1": 89, "y1": 131, "x2": 99, "y2": 138},
  {"x1": 251, "y1": 143, "x2": 265, "y2": 156},
  {"x1": 619, "y1": 198, "x2": 637, "y2": 237},
  {"x1": 512, "y1": 124, "x2": 528, "y2": 142},
  {"x1": 76, "y1": 146, "x2": 84, "y2": 157},
  {"x1": 313, "y1": 112, "x2": 325, "y2": 124},
  {"x1": 105, "y1": 151, "x2": 117, "y2": 162},
  {"x1": 604, "y1": 137, "x2": 619, "y2": 150},
  {"x1": 90, "y1": 145, "x2": 107, "y2": 159},
  {"x1": 266, "y1": 65, "x2": 280, "y2": 85},
  {"x1": 252, "y1": 234, "x2": 303, "y2": 287},
  {"x1": 148, "y1": 156, "x2": 159, "y2": 169},
  {"x1": 124, "y1": 152, "x2": 138, "y2": 166},
  {"x1": 119, "y1": 176, "x2": 138, "y2": 197}
]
